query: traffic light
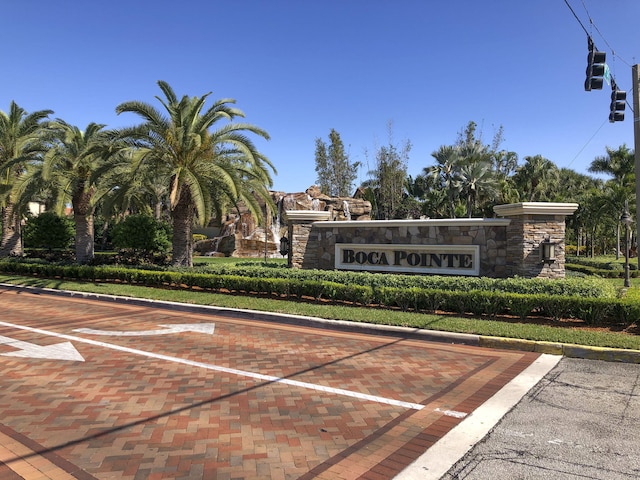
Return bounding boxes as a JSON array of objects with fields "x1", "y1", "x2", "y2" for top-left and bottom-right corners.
[
  {"x1": 585, "y1": 37, "x2": 606, "y2": 91},
  {"x1": 609, "y1": 82, "x2": 626, "y2": 122}
]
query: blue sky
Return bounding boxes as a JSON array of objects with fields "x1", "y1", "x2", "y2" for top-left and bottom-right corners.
[{"x1": 2, "y1": 1, "x2": 639, "y2": 194}]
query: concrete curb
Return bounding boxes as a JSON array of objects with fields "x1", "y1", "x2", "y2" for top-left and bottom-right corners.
[
  {"x1": 3, "y1": 282, "x2": 639, "y2": 363},
  {"x1": 479, "y1": 335, "x2": 640, "y2": 364}
]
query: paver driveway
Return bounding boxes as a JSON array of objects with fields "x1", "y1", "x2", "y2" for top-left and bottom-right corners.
[{"x1": 0, "y1": 287, "x2": 539, "y2": 479}]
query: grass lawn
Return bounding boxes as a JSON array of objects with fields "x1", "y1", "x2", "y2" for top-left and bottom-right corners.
[{"x1": 1, "y1": 272, "x2": 638, "y2": 351}]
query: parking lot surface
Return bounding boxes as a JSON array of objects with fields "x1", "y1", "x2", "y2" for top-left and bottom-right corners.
[{"x1": 0, "y1": 287, "x2": 540, "y2": 479}]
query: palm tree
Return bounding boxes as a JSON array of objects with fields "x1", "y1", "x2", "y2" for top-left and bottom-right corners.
[
  {"x1": 35, "y1": 120, "x2": 116, "y2": 263},
  {"x1": 0, "y1": 101, "x2": 53, "y2": 256},
  {"x1": 115, "y1": 81, "x2": 275, "y2": 267},
  {"x1": 512, "y1": 155, "x2": 559, "y2": 201},
  {"x1": 588, "y1": 145, "x2": 635, "y2": 259},
  {"x1": 101, "y1": 150, "x2": 170, "y2": 221},
  {"x1": 426, "y1": 145, "x2": 460, "y2": 218},
  {"x1": 588, "y1": 145, "x2": 634, "y2": 188},
  {"x1": 456, "y1": 159, "x2": 499, "y2": 217}
]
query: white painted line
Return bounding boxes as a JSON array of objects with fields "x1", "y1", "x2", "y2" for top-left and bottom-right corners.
[
  {"x1": 394, "y1": 353, "x2": 562, "y2": 480},
  {"x1": 73, "y1": 323, "x2": 216, "y2": 336},
  {"x1": 0, "y1": 321, "x2": 424, "y2": 411},
  {"x1": 434, "y1": 408, "x2": 467, "y2": 419}
]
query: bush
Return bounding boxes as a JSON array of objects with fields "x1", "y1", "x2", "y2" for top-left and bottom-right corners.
[
  {"x1": 1, "y1": 259, "x2": 637, "y2": 327},
  {"x1": 193, "y1": 233, "x2": 207, "y2": 243},
  {"x1": 24, "y1": 212, "x2": 74, "y2": 249},
  {"x1": 112, "y1": 215, "x2": 172, "y2": 254}
]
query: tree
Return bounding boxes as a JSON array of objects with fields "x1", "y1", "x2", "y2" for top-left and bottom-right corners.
[
  {"x1": 456, "y1": 157, "x2": 499, "y2": 217},
  {"x1": 0, "y1": 101, "x2": 52, "y2": 256},
  {"x1": 419, "y1": 121, "x2": 516, "y2": 218},
  {"x1": 588, "y1": 145, "x2": 636, "y2": 259},
  {"x1": 115, "y1": 81, "x2": 275, "y2": 267},
  {"x1": 425, "y1": 145, "x2": 460, "y2": 218},
  {"x1": 362, "y1": 123, "x2": 411, "y2": 220},
  {"x1": 314, "y1": 129, "x2": 358, "y2": 197},
  {"x1": 512, "y1": 155, "x2": 559, "y2": 201},
  {"x1": 588, "y1": 144, "x2": 635, "y2": 189},
  {"x1": 35, "y1": 121, "x2": 116, "y2": 264}
]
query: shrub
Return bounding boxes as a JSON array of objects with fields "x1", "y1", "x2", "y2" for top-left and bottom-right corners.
[
  {"x1": 24, "y1": 212, "x2": 74, "y2": 249},
  {"x1": 112, "y1": 215, "x2": 172, "y2": 255},
  {"x1": 193, "y1": 233, "x2": 207, "y2": 243}
]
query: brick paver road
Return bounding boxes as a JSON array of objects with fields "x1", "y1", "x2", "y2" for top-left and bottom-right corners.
[{"x1": 0, "y1": 287, "x2": 539, "y2": 479}]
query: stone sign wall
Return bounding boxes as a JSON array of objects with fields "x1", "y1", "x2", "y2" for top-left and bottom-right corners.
[{"x1": 285, "y1": 202, "x2": 578, "y2": 279}]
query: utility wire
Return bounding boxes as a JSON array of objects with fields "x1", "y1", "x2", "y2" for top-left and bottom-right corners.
[
  {"x1": 564, "y1": 0, "x2": 589, "y2": 36},
  {"x1": 580, "y1": 0, "x2": 633, "y2": 67},
  {"x1": 564, "y1": 0, "x2": 634, "y2": 113},
  {"x1": 565, "y1": 119, "x2": 607, "y2": 169}
]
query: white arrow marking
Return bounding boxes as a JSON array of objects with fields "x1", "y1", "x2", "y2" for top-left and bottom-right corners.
[
  {"x1": 0, "y1": 321, "x2": 423, "y2": 410},
  {"x1": 0, "y1": 335, "x2": 85, "y2": 362},
  {"x1": 73, "y1": 323, "x2": 215, "y2": 336}
]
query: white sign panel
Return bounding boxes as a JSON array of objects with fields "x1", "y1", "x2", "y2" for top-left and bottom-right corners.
[{"x1": 335, "y1": 243, "x2": 480, "y2": 276}]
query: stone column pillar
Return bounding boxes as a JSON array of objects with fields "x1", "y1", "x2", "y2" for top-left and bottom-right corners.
[
  {"x1": 284, "y1": 211, "x2": 331, "y2": 269},
  {"x1": 494, "y1": 202, "x2": 578, "y2": 279}
]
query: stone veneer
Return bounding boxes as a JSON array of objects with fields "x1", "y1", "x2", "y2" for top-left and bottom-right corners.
[
  {"x1": 494, "y1": 202, "x2": 578, "y2": 279},
  {"x1": 285, "y1": 202, "x2": 578, "y2": 279},
  {"x1": 304, "y1": 219, "x2": 509, "y2": 277}
]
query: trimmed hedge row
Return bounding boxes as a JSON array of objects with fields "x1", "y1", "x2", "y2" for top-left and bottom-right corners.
[
  {"x1": 0, "y1": 260, "x2": 637, "y2": 327},
  {"x1": 566, "y1": 262, "x2": 640, "y2": 278},
  {"x1": 197, "y1": 264, "x2": 617, "y2": 299}
]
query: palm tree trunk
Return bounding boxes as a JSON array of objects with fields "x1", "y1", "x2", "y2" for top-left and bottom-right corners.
[
  {"x1": 72, "y1": 186, "x2": 95, "y2": 264},
  {"x1": 0, "y1": 203, "x2": 23, "y2": 257},
  {"x1": 75, "y1": 214, "x2": 94, "y2": 264},
  {"x1": 171, "y1": 188, "x2": 194, "y2": 267}
]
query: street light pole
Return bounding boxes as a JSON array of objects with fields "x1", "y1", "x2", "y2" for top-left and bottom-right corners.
[
  {"x1": 621, "y1": 203, "x2": 632, "y2": 288},
  {"x1": 632, "y1": 65, "x2": 640, "y2": 269}
]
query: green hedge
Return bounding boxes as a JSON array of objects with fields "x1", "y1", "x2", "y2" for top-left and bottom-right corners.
[
  {"x1": 0, "y1": 260, "x2": 637, "y2": 327},
  {"x1": 566, "y1": 262, "x2": 640, "y2": 278},
  {"x1": 197, "y1": 264, "x2": 616, "y2": 299}
]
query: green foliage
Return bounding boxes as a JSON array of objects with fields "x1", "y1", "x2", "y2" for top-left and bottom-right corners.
[
  {"x1": 193, "y1": 264, "x2": 617, "y2": 299},
  {"x1": 363, "y1": 123, "x2": 411, "y2": 219},
  {"x1": 0, "y1": 259, "x2": 637, "y2": 329},
  {"x1": 315, "y1": 129, "x2": 358, "y2": 197},
  {"x1": 24, "y1": 212, "x2": 74, "y2": 249},
  {"x1": 111, "y1": 215, "x2": 171, "y2": 254},
  {"x1": 115, "y1": 80, "x2": 274, "y2": 268}
]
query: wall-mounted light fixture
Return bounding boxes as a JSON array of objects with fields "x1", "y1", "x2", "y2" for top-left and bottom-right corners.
[
  {"x1": 541, "y1": 237, "x2": 557, "y2": 263},
  {"x1": 279, "y1": 236, "x2": 290, "y2": 257}
]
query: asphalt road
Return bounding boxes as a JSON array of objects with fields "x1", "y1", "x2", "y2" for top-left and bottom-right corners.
[{"x1": 439, "y1": 357, "x2": 640, "y2": 479}]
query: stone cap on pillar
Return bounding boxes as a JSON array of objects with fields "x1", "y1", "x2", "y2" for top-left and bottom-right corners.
[
  {"x1": 284, "y1": 210, "x2": 332, "y2": 223},
  {"x1": 494, "y1": 202, "x2": 579, "y2": 217}
]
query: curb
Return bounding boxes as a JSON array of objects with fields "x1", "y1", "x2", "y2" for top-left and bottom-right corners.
[
  {"x1": 479, "y1": 335, "x2": 640, "y2": 364},
  {"x1": 2, "y1": 282, "x2": 639, "y2": 363}
]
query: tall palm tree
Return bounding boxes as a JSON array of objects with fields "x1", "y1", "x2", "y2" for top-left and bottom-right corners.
[
  {"x1": 0, "y1": 101, "x2": 53, "y2": 256},
  {"x1": 35, "y1": 120, "x2": 116, "y2": 263},
  {"x1": 588, "y1": 145, "x2": 635, "y2": 259},
  {"x1": 115, "y1": 81, "x2": 275, "y2": 267},
  {"x1": 588, "y1": 144, "x2": 634, "y2": 189}
]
